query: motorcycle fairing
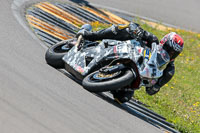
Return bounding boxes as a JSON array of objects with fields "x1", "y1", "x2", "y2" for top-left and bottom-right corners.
[{"x1": 62, "y1": 39, "x2": 134, "y2": 80}]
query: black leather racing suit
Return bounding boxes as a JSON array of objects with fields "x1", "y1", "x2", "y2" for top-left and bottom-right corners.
[{"x1": 79, "y1": 22, "x2": 175, "y2": 98}]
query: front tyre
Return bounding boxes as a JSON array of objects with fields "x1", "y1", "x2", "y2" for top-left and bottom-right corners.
[
  {"x1": 45, "y1": 39, "x2": 74, "y2": 69},
  {"x1": 82, "y1": 69, "x2": 135, "y2": 92}
]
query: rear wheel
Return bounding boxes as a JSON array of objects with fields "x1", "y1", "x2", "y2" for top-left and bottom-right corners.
[
  {"x1": 82, "y1": 68, "x2": 135, "y2": 92},
  {"x1": 45, "y1": 39, "x2": 75, "y2": 69}
]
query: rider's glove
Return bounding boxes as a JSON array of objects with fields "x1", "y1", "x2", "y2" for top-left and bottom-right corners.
[
  {"x1": 135, "y1": 27, "x2": 143, "y2": 38},
  {"x1": 76, "y1": 29, "x2": 86, "y2": 38},
  {"x1": 146, "y1": 85, "x2": 160, "y2": 95},
  {"x1": 128, "y1": 22, "x2": 144, "y2": 39}
]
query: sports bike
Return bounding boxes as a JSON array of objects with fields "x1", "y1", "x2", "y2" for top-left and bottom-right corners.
[{"x1": 45, "y1": 24, "x2": 170, "y2": 93}]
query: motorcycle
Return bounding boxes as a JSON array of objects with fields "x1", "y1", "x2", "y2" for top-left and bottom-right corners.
[{"x1": 45, "y1": 24, "x2": 170, "y2": 94}]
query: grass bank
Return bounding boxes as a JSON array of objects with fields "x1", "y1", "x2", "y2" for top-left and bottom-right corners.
[{"x1": 91, "y1": 20, "x2": 200, "y2": 133}]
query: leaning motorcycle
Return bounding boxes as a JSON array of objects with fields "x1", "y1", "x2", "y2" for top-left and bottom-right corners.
[{"x1": 45, "y1": 24, "x2": 170, "y2": 101}]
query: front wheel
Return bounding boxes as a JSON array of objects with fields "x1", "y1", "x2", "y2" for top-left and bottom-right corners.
[
  {"x1": 82, "y1": 69, "x2": 135, "y2": 92},
  {"x1": 45, "y1": 39, "x2": 74, "y2": 69}
]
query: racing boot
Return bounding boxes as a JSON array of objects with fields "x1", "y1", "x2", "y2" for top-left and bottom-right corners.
[
  {"x1": 111, "y1": 88, "x2": 134, "y2": 104},
  {"x1": 146, "y1": 85, "x2": 160, "y2": 95}
]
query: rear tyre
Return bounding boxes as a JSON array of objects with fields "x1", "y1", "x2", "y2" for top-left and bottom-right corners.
[
  {"x1": 82, "y1": 69, "x2": 135, "y2": 92},
  {"x1": 45, "y1": 39, "x2": 74, "y2": 69}
]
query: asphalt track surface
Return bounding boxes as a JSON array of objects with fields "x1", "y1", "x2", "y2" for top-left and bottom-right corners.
[
  {"x1": 0, "y1": 0, "x2": 164, "y2": 133},
  {"x1": 1, "y1": 0, "x2": 196, "y2": 133},
  {"x1": 74, "y1": 0, "x2": 200, "y2": 33}
]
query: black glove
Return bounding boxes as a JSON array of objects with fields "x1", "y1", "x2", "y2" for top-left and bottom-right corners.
[
  {"x1": 135, "y1": 27, "x2": 143, "y2": 38},
  {"x1": 128, "y1": 22, "x2": 144, "y2": 39},
  {"x1": 146, "y1": 85, "x2": 160, "y2": 95},
  {"x1": 76, "y1": 29, "x2": 86, "y2": 38}
]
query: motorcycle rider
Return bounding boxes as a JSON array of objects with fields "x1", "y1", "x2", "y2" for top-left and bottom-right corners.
[{"x1": 76, "y1": 22, "x2": 184, "y2": 103}]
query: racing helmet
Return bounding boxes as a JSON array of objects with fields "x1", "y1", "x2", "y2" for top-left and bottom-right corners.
[{"x1": 160, "y1": 32, "x2": 184, "y2": 60}]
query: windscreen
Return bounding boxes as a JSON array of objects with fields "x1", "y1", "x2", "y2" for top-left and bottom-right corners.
[{"x1": 157, "y1": 48, "x2": 170, "y2": 70}]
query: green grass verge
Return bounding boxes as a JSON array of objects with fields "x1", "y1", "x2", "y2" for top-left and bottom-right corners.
[{"x1": 90, "y1": 20, "x2": 200, "y2": 133}]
